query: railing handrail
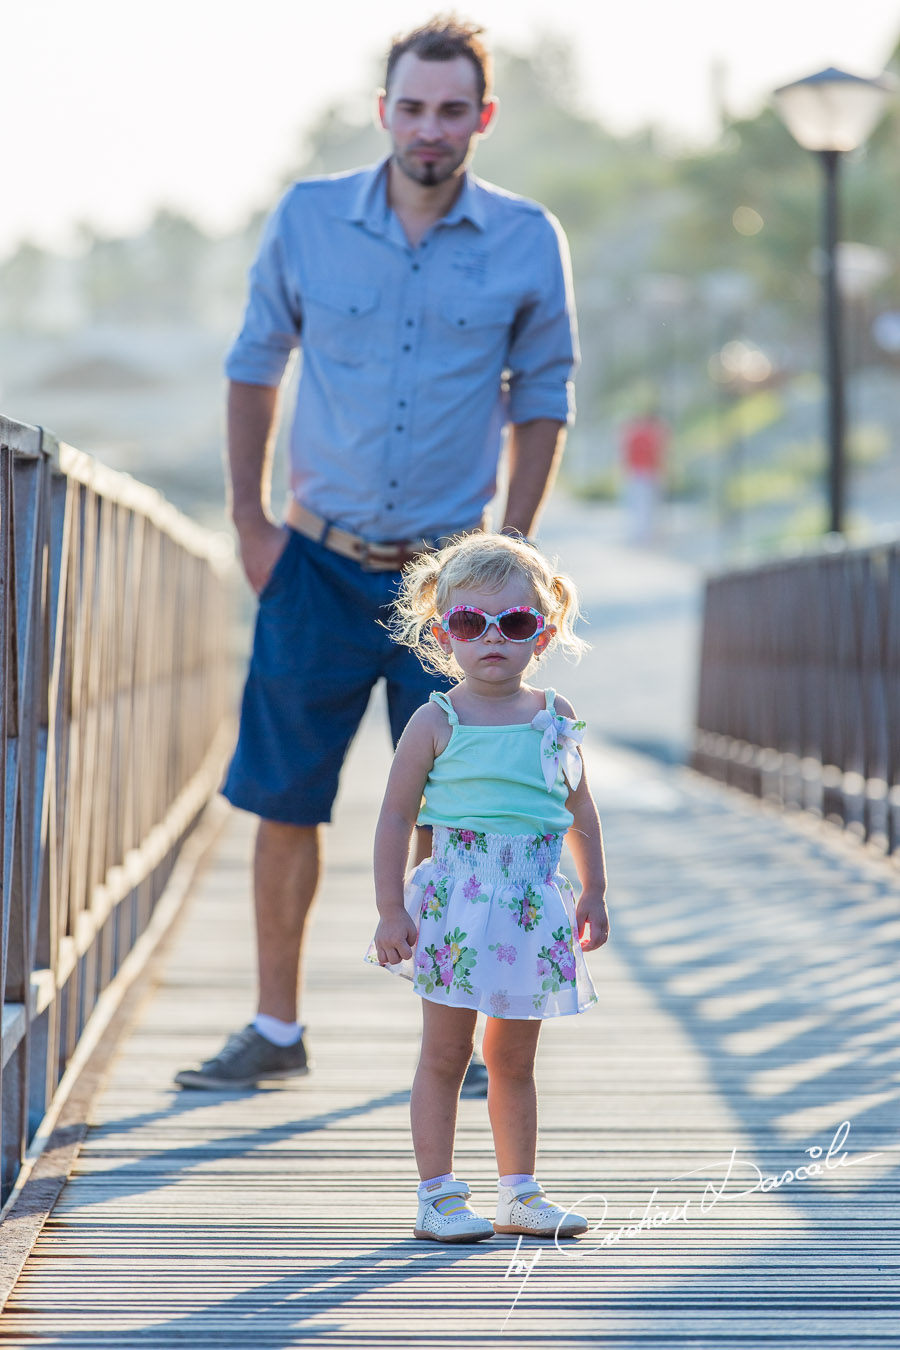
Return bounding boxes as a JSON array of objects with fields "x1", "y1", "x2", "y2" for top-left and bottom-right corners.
[
  {"x1": 703, "y1": 526, "x2": 900, "y2": 582},
  {"x1": 0, "y1": 414, "x2": 234, "y2": 1206},
  {"x1": 5, "y1": 418, "x2": 232, "y2": 569}
]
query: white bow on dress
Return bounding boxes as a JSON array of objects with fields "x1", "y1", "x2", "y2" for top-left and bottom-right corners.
[{"x1": 530, "y1": 710, "x2": 585, "y2": 792}]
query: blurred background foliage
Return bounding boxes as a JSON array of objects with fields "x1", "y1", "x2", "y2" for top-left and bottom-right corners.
[{"x1": 2, "y1": 34, "x2": 899, "y2": 559}]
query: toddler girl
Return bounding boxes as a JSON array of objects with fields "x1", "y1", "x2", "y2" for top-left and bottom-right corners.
[{"x1": 368, "y1": 533, "x2": 608, "y2": 1242}]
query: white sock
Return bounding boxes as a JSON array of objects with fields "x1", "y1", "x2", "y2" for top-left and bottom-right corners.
[
  {"x1": 418, "y1": 1172, "x2": 455, "y2": 1196},
  {"x1": 499, "y1": 1173, "x2": 551, "y2": 1208},
  {"x1": 253, "y1": 1013, "x2": 303, "y2": 1047}
]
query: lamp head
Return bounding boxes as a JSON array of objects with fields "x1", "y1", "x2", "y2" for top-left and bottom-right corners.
[{"x1": 773, "y1": 66, "x2": 896, "y2": 153}]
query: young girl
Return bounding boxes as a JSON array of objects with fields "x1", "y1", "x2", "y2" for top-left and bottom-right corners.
[{"x1": 367, "y1": 533, "x2": 609, "y2": 1243}]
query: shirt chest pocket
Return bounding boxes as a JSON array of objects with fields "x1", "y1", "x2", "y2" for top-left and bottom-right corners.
[
  {"x1": 302, "y1": 281, "x2": 381, "y2": 367},
  {"x1": 436, "y1": 296, "x2": 516, "y2": 371}
]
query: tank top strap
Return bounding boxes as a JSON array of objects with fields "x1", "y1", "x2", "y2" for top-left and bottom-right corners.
[
  {"x1": 428, "y1": 690, "x2": 459, "y2": 725},
  {"x1": 543, "y1": 687, "x2": 557, "y2": 716}
]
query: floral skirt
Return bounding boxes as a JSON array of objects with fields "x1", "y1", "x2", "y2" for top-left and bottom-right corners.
[{"x1": 365, "y1": 826, "x2": 598, "y2": 1020}]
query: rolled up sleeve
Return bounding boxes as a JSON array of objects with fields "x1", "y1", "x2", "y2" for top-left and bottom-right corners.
[
  {"x1": 506, "y1": 212, "x2": 579, "y2": 425},
  {"x1": 225, "y1": 193, "x2": 302, "y2": 387}
]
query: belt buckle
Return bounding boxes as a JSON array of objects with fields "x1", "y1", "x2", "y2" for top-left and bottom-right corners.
[
  {"x1": 358, "y1": 539, "x2": 401, "y2": 572},
  {"x1": 359, "y1": 538, "x2": 430, "y2": 572}
]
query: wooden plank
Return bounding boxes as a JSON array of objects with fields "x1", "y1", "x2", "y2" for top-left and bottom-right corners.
[{"x1": 2, "y1": 705, "x2": 899, "y2": 1346}]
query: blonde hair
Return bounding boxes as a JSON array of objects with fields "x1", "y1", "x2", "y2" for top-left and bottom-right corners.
[{"x1": 391, "y1": 533, "x2": 588, "y2": 678}]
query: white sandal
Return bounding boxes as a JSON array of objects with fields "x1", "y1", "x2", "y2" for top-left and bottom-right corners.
[
  {"x1": 494, "y1": 1181, "x2": 588, "y2": 1238},
  {"x1": 414, "y1": 1179, "x2": 495, "y2": 1243}
]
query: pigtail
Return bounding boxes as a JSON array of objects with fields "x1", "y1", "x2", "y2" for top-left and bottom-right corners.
[
  {"x1": 548, "y1": 572, "x2": 590, "y2": 663},
  {"x1": 389, "y1": 550, "x2": 455, "y2": 676}
]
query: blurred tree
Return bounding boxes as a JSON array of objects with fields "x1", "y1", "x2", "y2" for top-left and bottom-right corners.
[
  {"x1": 76, "y1": 224, "x2": 143, "y2": 321},
  {"x1": 654, "y1": 88, "x2": 900, "y2": 324},
  {"x1": 73, "y1": 212, "x2": 214, "y2": 323},
  {"x1": 141, "y1": 209, "x2": 211, "y2": 320},
  {"x1": 0, "y1": 242, "x2": 50, "y2": 330}
]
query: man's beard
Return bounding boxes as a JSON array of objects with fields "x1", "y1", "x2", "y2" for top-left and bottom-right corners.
[{"x1": 395, "y1": 144, "x2": 466, "y2": 187}]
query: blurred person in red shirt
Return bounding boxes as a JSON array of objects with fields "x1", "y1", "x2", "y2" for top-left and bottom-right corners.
[{"x1": 621, "y1": 410, "x2": 668, "y2": 544}]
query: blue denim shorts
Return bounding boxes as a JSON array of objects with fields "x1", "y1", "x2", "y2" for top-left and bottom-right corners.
[{"x1": 222, "y1": 527, "x2": 449, "y2": 825}]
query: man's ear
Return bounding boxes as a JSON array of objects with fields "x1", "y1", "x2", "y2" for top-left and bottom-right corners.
[
  {"x1": 478, "y1": 96, "x2": 499, "y2": 137},
  {"x1": 376, "y1": 89, "x2": 388, "y2": 130}
]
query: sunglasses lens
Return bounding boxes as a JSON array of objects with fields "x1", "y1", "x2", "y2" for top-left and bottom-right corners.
[
  {"x1": 446, "y1": 609, "x2": 487, "y2": 641},
  {"x1": 499, "y1": 610, "x2": 541, "y2": 641}
]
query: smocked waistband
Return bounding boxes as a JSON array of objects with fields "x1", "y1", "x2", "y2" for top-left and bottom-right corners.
[{"x1": 430, "y1": 826, "x2": 564, "y2": 884}]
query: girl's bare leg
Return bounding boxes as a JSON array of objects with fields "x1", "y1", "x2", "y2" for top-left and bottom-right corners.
[
  {"x1": 410, "y1": 1000, "x2": 478, "y2": 1180},
  {"x1": 481, "y1": 1018, "x2": 543, "y2": 1175}
]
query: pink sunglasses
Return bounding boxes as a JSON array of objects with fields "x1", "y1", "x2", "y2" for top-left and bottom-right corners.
[{"x1": 439, "y1": 605, "x2": 546, "y2": 642}]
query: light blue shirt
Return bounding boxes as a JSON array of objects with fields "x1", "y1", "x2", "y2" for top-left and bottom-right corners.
[{"x1": 225, "y1": 158, "x2": 578, "y2": 541}]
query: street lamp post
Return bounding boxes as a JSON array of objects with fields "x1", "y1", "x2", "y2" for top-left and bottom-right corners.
[{"x1": 773, "y1": 67, "x2": 894, "y2": 535}]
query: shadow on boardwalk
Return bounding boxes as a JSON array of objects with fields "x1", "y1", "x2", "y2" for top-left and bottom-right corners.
[
  {"x1": 5, "y1": 757, "x2": 898, "y2": 1347},
  {"x1": 604, "y1": 766, "x2": 900, "y2": 1151},
  {"x1": 3, "y1": 512, "x2": 899, "y2": 1346}
]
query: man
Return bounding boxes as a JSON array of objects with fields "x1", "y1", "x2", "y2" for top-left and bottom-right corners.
[{"x1": 175, "y1": 16, "x2": 578, "y2": 1090}]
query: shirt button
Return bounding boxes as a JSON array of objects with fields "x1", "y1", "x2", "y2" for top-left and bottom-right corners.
[
  {"x1": 396, "y1": 424, "x2": 404, "y2": 432},
  {"x1": 398, "y1": 400, "x2": 407, "y2": 408},
  {"x1": 390, "y1": 479, "x2": 398, "y2": 488},
  {"x1": 402, "y1": 344, "x2": 412, "y2": 352},
  {"x1": 412, "y1": 263, "x2": 420, "y2": 272},
  {"x1": 386, "y1": 503, "x2": 395, "y2": 510},
  {"x1": 457, "y1": 318, "x2": 467, "y2": 327},
  {"x1": 406, "y1": 319, "x2": 414, "y2": 327}
]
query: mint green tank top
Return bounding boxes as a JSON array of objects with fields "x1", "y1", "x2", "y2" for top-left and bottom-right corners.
[{"x1": 417, "y1": 688, "x2": 575, "y2": 836}]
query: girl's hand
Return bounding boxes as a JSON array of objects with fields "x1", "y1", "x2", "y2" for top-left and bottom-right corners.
[
  {"x1": 374, "y1": 910, "x2": 419, "y2": 966},
  {"x1": 575, "y1": 886, "x2": 609, "y2": 952}
]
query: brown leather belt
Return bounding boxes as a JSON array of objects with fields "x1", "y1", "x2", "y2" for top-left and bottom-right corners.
[{"x1": 285, "y1": 500, "x2": 476, "y2": 572}]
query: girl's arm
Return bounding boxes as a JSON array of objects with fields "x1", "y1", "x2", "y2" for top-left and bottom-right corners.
[
  {"x1": 557, "y1": 694, "x2": 609, "y2": 953},
  {"x1": 373, "y1": 704, "x2": 444, "y2": 965},
  {"x1": 566, "y1": 773, "x2": 609, "y2": 951}
]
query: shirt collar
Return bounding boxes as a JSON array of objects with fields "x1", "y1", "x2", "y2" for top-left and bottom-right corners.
[
  {"x1": 442, "y1": 171, "x2": 486, "y2": 231},
  {"x1": 347, "y1": 157, "x2": 486, "y2": 234}
]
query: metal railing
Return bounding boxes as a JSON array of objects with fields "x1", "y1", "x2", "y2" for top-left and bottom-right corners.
[
  {"x1": 1, "y1": 415, "x2": 233, "y2": 1204},
  {"x1": 692, "y1": 538, "x2": 900, "y2": 856}
]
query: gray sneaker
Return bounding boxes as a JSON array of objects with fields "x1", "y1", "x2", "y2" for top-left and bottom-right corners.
[{"x1": 174, "y1": 1024, "x2": 310, "y2": 1090}]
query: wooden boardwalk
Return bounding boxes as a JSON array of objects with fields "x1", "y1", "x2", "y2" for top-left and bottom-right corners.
[{"x1": 1, "y1": 694, "x2": 898, "y2": 1348}]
